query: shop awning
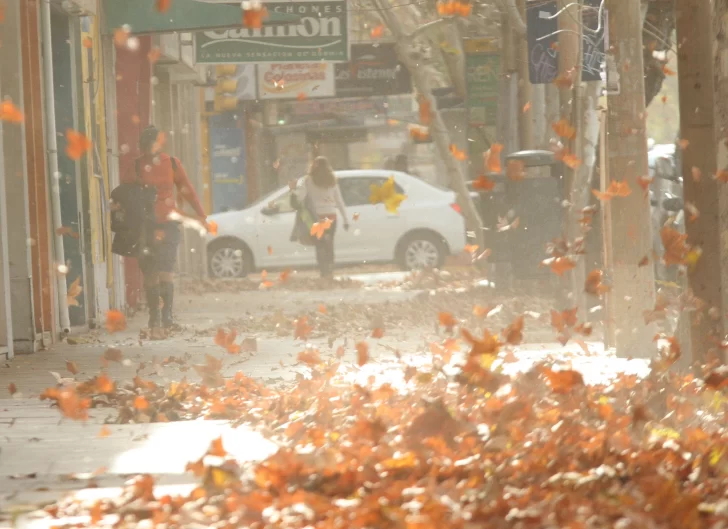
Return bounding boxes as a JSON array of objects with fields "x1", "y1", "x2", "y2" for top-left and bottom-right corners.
[{"x1": 103, "y1": 0, "x2": 299, "y2": 35}]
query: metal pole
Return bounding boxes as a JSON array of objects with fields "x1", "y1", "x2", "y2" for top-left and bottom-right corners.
[{"x1": 40, "y1": 0, "x2": 71, "y2": 334}]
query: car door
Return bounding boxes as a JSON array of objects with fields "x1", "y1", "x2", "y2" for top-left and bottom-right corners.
[
  {"x1": 255, "y1": 188, "x2": 316, "y2": 268},
  {"x1": 337, "y1": 176, "x2": 407, "y2": 263}
]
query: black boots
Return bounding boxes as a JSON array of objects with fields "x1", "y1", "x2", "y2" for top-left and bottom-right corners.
[
  {"x1": 159, "y1": 281, "x2": 174, "y2": 328},
  {"x1": 146, "y1": 284, "x2": 161, "y2": 328}
]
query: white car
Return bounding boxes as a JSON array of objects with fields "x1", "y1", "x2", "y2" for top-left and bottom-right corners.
[{"x1": 206, "y1": 170, "x2": 467, "y2": 278}]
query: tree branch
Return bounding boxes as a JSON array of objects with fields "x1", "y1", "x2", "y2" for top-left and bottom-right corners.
[{"x1": 491, "y1": 0, "x2": 527, "y2": 37}]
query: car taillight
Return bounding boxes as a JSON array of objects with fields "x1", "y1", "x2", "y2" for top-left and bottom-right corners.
[{"x1": 450, "y1": 203, "x2": 462, "y2": 215}]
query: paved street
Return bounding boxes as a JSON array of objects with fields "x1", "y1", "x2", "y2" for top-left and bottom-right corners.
[{"x1": 0, "y1": 274, "x2": 652, "y2": 524}]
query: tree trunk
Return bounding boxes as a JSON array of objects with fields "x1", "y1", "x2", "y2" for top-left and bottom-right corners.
[{"x1": 373, "y1": 0, "x2": 485, "y2": 249}]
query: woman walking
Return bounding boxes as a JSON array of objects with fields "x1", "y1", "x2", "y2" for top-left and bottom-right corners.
[{"x1": 293, "y1": 157, "x2": 349, "y2": 279}]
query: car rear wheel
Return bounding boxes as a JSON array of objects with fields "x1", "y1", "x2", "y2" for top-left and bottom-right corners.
[
  {"x1": 208, "y1": 240, "x2": 253, "y2": 278},
  {"x1": 396, "y1": 232, "x2": 446, "y2": 270}
]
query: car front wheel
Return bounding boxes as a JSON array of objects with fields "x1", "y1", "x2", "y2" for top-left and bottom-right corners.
[
  {"x1": 397, "y1": 233, "x2": 446, "y2": 270},
  {"x1": 208, "y1": 240, "x2": 253, "y2": 278}
]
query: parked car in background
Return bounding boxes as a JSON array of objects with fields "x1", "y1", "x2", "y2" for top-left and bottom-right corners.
[{"x1": 205, "y1": 170, "x2": 468, "y2": 278}]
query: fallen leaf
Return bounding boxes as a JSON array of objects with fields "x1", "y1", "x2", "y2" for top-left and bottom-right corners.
[
  {"x1": 133, "y1": 396, "x2": 149, "y2": 411},
  {"x1": 502, "y1": 315, "x2": 524, "y2": 345},
  {"x1": 438, "y1": 312, "x2": 457, "y2": 332},
  {"x1": 356, "y1": 342, "x2": 369, "y2": 366},
  {"x1": 449, "y1": 144, "x2": 467, "y2": 161},
  {"x1": 506, "y1": 159, "x2": 525, "y2": 181},
  {"x1": 418, "y1": 95, "x2": 432, "y2": 126},
  {"x1": 545, "y1": 256, "x2": 576, "y2": 276},
  {"x1": 242, "y1": 5, "x2": 268, "y2": 28},
  {"x1": 485, "y1": 143, "x2": 503, "y2": 173},
  {"x1": 105, "y1": 310, "x2": 126, "y2": 333},
  {"x1": 66, "y1": 276, "x2": 83, "y2": 307},
  {"x1": 294, "y1": 316, "x2": 312, "y2": 340},
  {"x1": 8, "y1": 383, "x2": 17, "y2": 396},
  {"x1": 472, "y1": 174, "x2": 496, "y2": 192},
  {"x1": 691, "y1": 166, "x2": 702, "y2": 182},
  {"x1": 663, "y1": 64, "x2": 676, "y2": 76},
  {"x1": 0, "y1": 99, "x2": 23, "y2": 123},
  {"x1": 65, "y1": 129, "x2": 92, "y2": 160},
  {"x1": 98, "y1": 425, "x2": 111, "y2": 438},
  {"x1": 297, "y1": 348, "x2": 321, "y2": 366},
  {"x1": 40, "y1": 386, "x2": 90, "y2": 421},
  {"x1": 585, "y1": 269, "x2": 609, "y2": 295},
  {"x1": 103, "y1": 348, "x2": 123, "y2": 363},
  {"x1": 540, "y1": 366, "x2": 585, "y2": 394},
  {"x1": 66, "y1": 360, "x2": 79, "y2": 375},
  {"x1": 552, "y1": 118, "x2": 576, "y2": 140},
  {"x1": 371, "y1": 327, "x2": 385, "y2": 339},
  {"x1": 370, "y1": 24, "x2": 385, "y2": 38}
]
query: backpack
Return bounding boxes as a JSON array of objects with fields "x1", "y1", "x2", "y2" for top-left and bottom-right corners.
[{"x1": 109, "y1": 158, "x2": 176, "y2": 257}]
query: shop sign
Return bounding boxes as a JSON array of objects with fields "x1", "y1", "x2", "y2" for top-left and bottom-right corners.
[
  {"x1": 257, "y1": 62, "x2": 336, "y2": 100},
  {"x1": 103, "y1": 0, "x2": 297, "y2": 35},
  {"x1": 195, "y1": 1, "x2": 349, "y2": 63},
  {"x1": 334, "y1": 43, "x2": 411, "y2": 98}
]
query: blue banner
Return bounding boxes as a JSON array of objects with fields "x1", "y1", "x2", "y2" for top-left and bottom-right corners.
[{"x1": 209, "y1": 113, "x2": 247, "y2": 213}]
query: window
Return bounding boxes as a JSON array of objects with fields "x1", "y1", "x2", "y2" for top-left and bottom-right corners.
[{"x1": 339, "y1": 177, "x2": 404, "y2": 207}]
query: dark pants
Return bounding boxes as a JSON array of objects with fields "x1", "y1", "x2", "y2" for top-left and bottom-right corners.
[
  {"x1": 139, "y1": 222, "x2": 180, "y2": 327},
  {"x1": 314, "y1": 218, "x2": 337, "y2": 278}
]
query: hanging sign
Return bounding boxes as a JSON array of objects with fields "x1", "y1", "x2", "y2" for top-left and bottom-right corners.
[
  {"x1": 334, "y1": 43, "x2": 411, "y2": 98},
  {"x1": 464, "y1": 38, "x2": 501, "y2": 124},
  {"x1": 195, "y1": 1, "x2": 349, "y2": 63},
  {"x1": 102, "y1": 0, "x2": 298, "y2": 35},
  {"x1": 257, "y1": 62, "x2": 336, "y2": 100}
]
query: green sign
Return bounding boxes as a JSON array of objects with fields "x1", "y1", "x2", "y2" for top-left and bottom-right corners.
[
  {"x1": 195, "y1": 1, "x2": 348, "y2": 63},
  {"x1": 465, "y1": 50, "x2": 501, "y2": 123},
  {"x1": 102, "y1": 0, "x2": 299, "y2": 35}
]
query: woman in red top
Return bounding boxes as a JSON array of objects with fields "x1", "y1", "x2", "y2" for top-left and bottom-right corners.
[{"x1": 134, "y1": 126, "x2": 207, "y2": 338}]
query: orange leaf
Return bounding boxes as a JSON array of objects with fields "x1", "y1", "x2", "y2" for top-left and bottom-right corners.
[
  {"x1": 485, "y1": 143, "x2": 503, "y2": 173},
  {"x1": 562, "y1": 153, "x2": 582, "y2": 169},
  {"x1": 461, "y1": 328, "x2": 501, "y2": 357},
  {"x1": 552, "y1": 118, "x2": 576, "y2": 140},
  {"x1": 662, "y1": 64, "x2": 676, "y2": 76},
  {"x1": 449, "y1": 144, "x2": 467, "y2": 161},
  {"x1": 294, "y1": 316, "x2": 312, "y2": 340},
  {"x1": 207, "y1": 220, "x2": 218, "y2": 235},
  {"x1": 585, "y1": 269, "x2": 609, "y2": 295},
  {"x1": 638, "y1": 255, "x2": 649, "y2": 267},
  {"x1": 472, "y1": 174, "x2": 495, "y2": 192},
  {"x1": 66, "y1": 360, "x2": 79, "y2": 375},
  {"x1": 209, "y1": 437, "x2": 227, "y2": 457},
  {"x1": 592, "y1": 180, "x2": 632, "y2": 201},
  {"x1": 310, "y1": 218, "x2": 333, "y2": 239},
  {"x1": 133, "y1": 396, "x2": 149, "y2": 410},
  {"x1": 371, "y1": 327, "x2": 385, "y2": 339},
  {"x1": 95, "y1": 374, "x2": 115, "y2": 394},
  {"x1": 691, "y1": 166, "x2": 702, "y2": 182},
  {"x1": 715, "y1": 169, "x2": 728, "y2": 183},
  {"x1": 267, "y1": 245, "x2": 273, "y2": 255},
  {"x1": 502, "y1": 315, "x2": 524, "y2": 345},
  {"x1": 82, "y1": 36, "x2": 93, "y2": 49},
  {"x1": 40, "y1": 386, "x2": 90, "y2": 421},
  {"x1": 506, "y1": 159, "x2": 525, "y2": 181},
  {"x1": 8, "y1": 382, "x2": 17, "y2": 396},
  {"x1": 147, "y1": 47, "x2": 162, "y2": 64},
  {"x1": 548, "y1": 256, "x2": 576, "y2": 276},
  {"x1": 356, "y1": 342, "x2": 369, "y2": 366},
  {"x1": 296, "y1": 92, "x2": 307, "y2": 101},
  {"x1": 156, "y1": 0, "x2": 171, "y2": 12},
  {"x1": 113, "y1": 27, "x2": 129, "y2": 47},
  {"x1": 637, "y1": 175, "x2": 653, "y2": 193},
  {"x1": 0, "y1": 100, "x2": 24, "y2": 123},
  {"x1": 438, "y1": 311, "x2": 457, "y2": 332},
  {"x1": 678, "y1": 138, "x2": 689, "y2": 150},
  {"x1": 105, "y1": 310, "x2": 127, "y2": 333},
  {"x1": 540, "y1": 366, "x2": 585, "y2": 394},
  {"x1": 243, "y1": 5, "x2": 268, "y2": 29},
  {"x1": 464, "y1": 244, "x2": 479, "y2": 254},
  {"x1": 297, "y1": 348, "x2": 321, "y2": 366},
  {"x1": 370, "y1": 24, "x2": 385, "y2": 38},
  {"x1": 65, "y1": 129, "x2": 92, "y2": 160},
  {"x1": 409, "y1": 126, "x2": 430, "y2": 142},
  {"x1": 661, "y1": 94, "x2": 668, "y2": 104},
  {"x1": 522, "y1": 101, "x2": 531, "y2": 113},
  {"x1": 98, "y1": 425, "x2": 112, "y2": 438},
  {"x1": 418, "y1": 95, "x2": 433, "y2": 126},
  {"x1": 660, "y1": 225, "x2": 688, "y2": 266},
  {"x1": 103, "y1": 347, "x2": 123, "y2": 363}
]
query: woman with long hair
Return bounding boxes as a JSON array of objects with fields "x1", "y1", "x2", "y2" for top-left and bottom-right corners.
[{"x1": 295, "y1": 156, "x2": 349, "y2": 278}]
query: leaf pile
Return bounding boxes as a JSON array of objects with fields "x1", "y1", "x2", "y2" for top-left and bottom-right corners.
[{"x1": 40, "y1": 351, "x2": 728, "y2": 529}]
